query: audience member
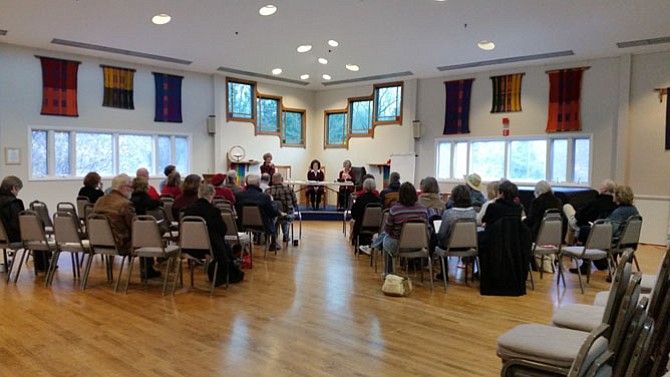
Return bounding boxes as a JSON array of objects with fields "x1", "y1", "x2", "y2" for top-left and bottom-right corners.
[
  {"x1": 260, "y1": 173, "x2": 271, "y2": 191},
  {"x1": 172, "y1": 174, "x2": 201, "y2": 219},
  {"x1": 94, "y1": 174, "x2": 160, "y2": 278},
  {"x1": 0, "y1": 176, "x2": 26, "y2": 268},
  {"x1": 266, "y1": 172, "x2": 297, "y2": 243},
  {"x1": 418, "y1": 176, "x2": 445, "y2": 217},
  {"x1": 523, "y1": 180, "x2": 564, "y2": 241},
  {"x1": 356, "y1": 174, "x2": 380, "y2": 197},
  {"x1": 210, "y1": 173, "x2": 235, "y2": 204},
  {"x1": 435, "y1": 184, "x2": 477, "y2": 280},
  {"x1": 481, "y1": 180, "x2": 523, "y2": 227},
  {"x1": 159, "y1": 164, "x2": 176, "y2": 192},
  {"x1": 306, "y1": 159, "x2": 325, "y2": 210},
  {"x1": 477, "y1": 180, "x2": 500, "y2": 225},
  {"x1": 260, "y1": 152, "x2": 276, "y2": 177},
  {"x1": 563, "y1": 179, "x2": 617, "y2": 244},
  {"x1": 449, "y1": 173, "x2": 486, "y2": 209},
  {"x1": 235, "y1": 174, "x2": 279, "y2": 249},
  {"x1": 370, "y1": 182, "x2": 427, "y2": 275},
  {"x1": 337, "y1": 159, "x2": 355, "y2": 211},
  {"x1": 380, "y1": 172, "x2": 401, "y2": 209},
  {"x1": 183, "y1": 183, "x2": 243, "y2": 285},
  {"x1": 130, "y1": 177, "x2": 162, "y2": 215},
  {"x1": 351, "y1": 178, "x2": 383, "y2": 248},
  {"x1": 78, "y1": 171, "x2": 104, "y2": 204},
  {"x1": 136, "y1": 167, "x2": 160, "y2": 200},
  {"x1": 224, "y1": 170, "x2": 242, "y2": 193},
  {"x1": 161, "y1": 171, "x2": 182, "y2": 198}
]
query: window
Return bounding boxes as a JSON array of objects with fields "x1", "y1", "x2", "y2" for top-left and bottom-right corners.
[
  {"x1": 282, "y1": 109, "x2": 305, "y2": 147},
  {"x1": 31, "y1": 128, "x2": 190, "y2": 179},
  {"x1": 256, "y1": 96, "x2": 280, "y2": 134},
  {"x1": 349, "y1": 98, "x2": 373, "y2": 136},
  {"x1": 325, "y1": 111, "x2": 347, "y2": 148},
  {"x1": 374, "y1": 82, "x2": 402, "y2": 124},
  {"x1": 226, "y1": 78, "x2": 255, "y2": 120},
  {"x1": 435, "y1": 135, "x2": 591, "y2": 185}
]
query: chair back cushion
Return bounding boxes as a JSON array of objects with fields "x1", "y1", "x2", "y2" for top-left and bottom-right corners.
[
  {"x1": 131, "y1": 215, "x2": 163, "y2": 248},
  {"x1": 180, "y1": 216, "x2": 211, "y2": 251},
  {"x1": 448, "y1": 219, "x2": 478, "y2": 250},
  {"x1": 398, "y1": 219, "x2": 428, "y2": 250},
  {"x1": 241, "y1": 205, "x2": 265, "y2": 232},
  {"x1": 361, "y1": 204, "x2": 382, "y2": 229},
  {"x1": 53, "y1": 211, "x2": 83, "y2": 245}
]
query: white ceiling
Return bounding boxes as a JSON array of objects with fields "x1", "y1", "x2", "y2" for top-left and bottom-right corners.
[{"x1": 2, "y1": 0, "x2": 670, "y2": 90}]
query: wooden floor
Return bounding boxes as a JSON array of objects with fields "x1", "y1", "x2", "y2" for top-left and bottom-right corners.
[{"x1": 0, "y1": 221, "x2": 665, "y2": 377}]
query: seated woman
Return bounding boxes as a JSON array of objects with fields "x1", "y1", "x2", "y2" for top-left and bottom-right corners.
[
  {"x1": 130, "y1": 177, "x2": 162, "y2": 215},
  {"x1": 370, "y1": 182, "x2": 427, "y2": 275},
  {"x1": 306, "y1": 159, "x2": 325, "y2": 210},
  {"x1": 337, "y1": 159, "x2": 355, "y2": 211},
  {"x1": 78, "y1": 171, "x2": 104, "y2": 204},
  {"x1": 435, "y1": 184, "x2": 477, "y2": 280},
  {"x1": 210, "y1": 173, "x2": 235, "y2": 204},
  {"x1": 161, "y1": 171, "x2": 182, "y2": 198},
  {"x1": 523, "y1": 180, "x2": 564, "y2": 242},
  {"x1": 418, "y1": 176, "x2": 445, "y2": 219},
  {"x1": 476, "y1": 180, "x2": 500, "y2": 226},
  {"x1": 356, "y1": 174, "x2": 379, "y2": 197},
  {"x1": 380, "y1": 172, "x2": 401, "y2": 209},
  {"x1": 173, "y1": 174, "x2": 202, "y2": 219},
  {"x1": 479, "y1": 180, "x2": 523, "y2": 250},
  {"x1": 350, "y1": 178, "x2": 382, "y2": 246}
]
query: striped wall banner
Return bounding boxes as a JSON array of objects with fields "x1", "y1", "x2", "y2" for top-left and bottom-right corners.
[
  {"x1": 666, "y1": 87, "x2": 670, "y2": 150},
  {"x1": 153, "y1": 72, "x2": 183, "y2": 122},
  {"x1": 38, "y1": 56, "x2": 80, "y2": 117},
  {"x1": 443, "y1": 79, "x2": 474, "y2": 135},
  {"x1": 101, "y1": 65, "x2": 135, "y2": 109},
  {"x1": 490, "y1": 73, "x2": 523, "y2": 113},
  {"x1": 546, "y1": 67, "x2": 589, "y2": 133}
]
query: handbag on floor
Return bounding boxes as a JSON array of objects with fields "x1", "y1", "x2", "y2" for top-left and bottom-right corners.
[{"x1": 381, "y1": 274, "x2": 413, "y2": 297}]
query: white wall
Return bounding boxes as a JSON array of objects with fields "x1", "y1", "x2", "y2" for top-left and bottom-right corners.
[{"x1": 0, "y1": 44, "x2": 215, "y2": 210}]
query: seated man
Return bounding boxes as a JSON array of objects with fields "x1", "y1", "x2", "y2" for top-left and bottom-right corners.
[
  {"x1": 265, "y1": 172, "x2": 297, "y2": 243},
  {"x1": 235, "y1": 174, "x2": 279, "y2": 249},
  {"x1": 183, "y1": 183, "x2": 243, "y2": 285},
  {"x1": 95, "y1": 174, "x2": 161, "y2": 278},
  {"x1": 563, "y1": 179, "x2": 617, "y2": 274}
]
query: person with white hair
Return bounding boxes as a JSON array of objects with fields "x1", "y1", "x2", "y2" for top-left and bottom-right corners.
[
  {"x1": 136, "y1": 167, "x2": 160, "y2": 200},
  {"x1": 523, "y1": 180, "x2": 564, "y2": 242},
  {"x1": 224, "y1": 170, "x2": 242, "y2": 193},
  {"x1": 351, "y1": 178, "x2": 382, "y2": 248},
  {"x1": 234, "y1": 173, "x2": 280, "y2": 250}
]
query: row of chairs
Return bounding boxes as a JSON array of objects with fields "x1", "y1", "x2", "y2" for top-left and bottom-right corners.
[{"x1": 497, "y1": 247, "x2": 670, "y2": 376}]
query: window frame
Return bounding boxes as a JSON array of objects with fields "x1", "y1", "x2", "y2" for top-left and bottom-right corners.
[
  {"x1": 281, "y1": 107, "x2": 306, "y2": 148},
  {"x1": 256, "y1": 94, "x2": 282, "y2": 136},
  {"x1": 324, "y1": 110, "x2": 348, "y2": 149},
  {"x1": 373, "y1": 81, "x2": 403, "y2": 125},
  {"x1": 347, "y1": 96, "x2": 374, "y2": 138},
  {"x1": 226, "y1": 77, "x2": 256, "y2": 122},
  {"x1": 29, "y1": 126, "x2": 191, "y2": 180},
  {"x1": 434, "y1": 133, "x2": 593, "y2": 186}
]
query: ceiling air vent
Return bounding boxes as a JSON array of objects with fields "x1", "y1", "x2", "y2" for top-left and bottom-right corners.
[
  {"x1": 321, "y1": 71, "x2": 413, "y2": 86},
  {"x1": 438, "y1": 50, "x2": 574, "y2": 71},
  {"x1": 617, "y1": 36, "x2": 670, "y2": 48},
  {"x1": 51, "y1": 38, "x2": 191, "y2": 65},
  {"x1": 217, "y1": 66, "x2": 309, "y2": 86}
]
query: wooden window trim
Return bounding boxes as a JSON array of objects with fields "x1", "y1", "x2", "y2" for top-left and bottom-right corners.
[
  {"x1": 347, "y1": 96, "x2": 374, "y2": 139},
  {"x1": 372, "y1": 81, "x2": 403, "y2": 126},
  {"x1": 324, "y1": 110, "x2": 348, "y2": 149},
  {"x1": 226, "y1": 77, "x2": 257, "y2": 123},
  {"x1": 281, "y1": 107, "x2": 306, "y2": 148},
  {"x1": 256, "y1": 93, "x2": 282, "y2": 136}
]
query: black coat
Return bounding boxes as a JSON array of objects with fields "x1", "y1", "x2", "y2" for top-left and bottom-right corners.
[
  {"x1": 575, "y1": 194, "x2": 616, "y2": 226},
  {"x1": 78, "y1": 186, "x2": 104, "y2": 204},
  {"x1": 524, "y1": 192, "x2": 565, "y2": 241},
  {"x1": 0, "y1": 189, "x2": 25, "y2": 243},
  {"x1": 351, "y1": 192, "x2": 382, "y2": 242},
  {"x1": 481, "y1": 199, "x2": 522, "y2": 227},
  {"x1": 130, "y1": 191, "x2": 161, "y2": 216},
  {"x1": 183, "y1": 198, "x2": 232, "y2": 262},
  {"x1": 479, "y1": 216, "x2": 531, "y2": 296},
  {"x1": 234, "y1": 186, "x2": 278, "y2": 234}
]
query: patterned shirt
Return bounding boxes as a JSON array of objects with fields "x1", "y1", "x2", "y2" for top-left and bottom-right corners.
[
  {"x1": 266, "y1": 184, "x2": 297, "y2": 212},
  {"x1": 384, "y1": 203, "x2": 427, "y2": 239}
]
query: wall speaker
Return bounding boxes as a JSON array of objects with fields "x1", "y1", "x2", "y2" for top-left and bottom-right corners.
[
  {"x1": 412, "y1": 120, "x2": 421, "y2": 139},
  {"x1": 207, "y1": 115, "x2": 216, "y2": 135}
]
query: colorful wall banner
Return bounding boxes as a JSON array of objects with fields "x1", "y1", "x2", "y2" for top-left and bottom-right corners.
[
  {"x1": 102, "y1": 65, "x2": 135, "y2": 109},
  {"x1": 490, "y1": 73, "x2": 523, "y2": 113},
  {"x1": 443, "y1": 79, "x2": 474, "y2": 135},
  {"x1": 546, "y1": 67, "x2": 589, "y2": 132},
  {"x1": 153, "y1": 72, "x2": 183, "y2": 122},
  {"x1": 39, "y1": 56, "x2": 80, "y2": 117}
]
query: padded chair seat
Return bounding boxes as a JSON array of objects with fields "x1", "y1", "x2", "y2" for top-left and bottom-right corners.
[
  {"x1": 593, "y1": 291, "x2": 650, "y2": 307},
  {"x1": 6, "y1": 241, "x2": 23, "y2": 249},
  {"x1": 551, "y1": 303, "x2": 604, "y2": 332},
  {"x1": 133, "y1": 245, "x2": 180, "y2": 257},
  {"x1": 434, "y1": 246, "x2": 477, "y2": 258},
  {"x1": 58, "y1": 240, "x2": 91, "y2": 251},
  {"x1": 24, "y1": 240, "x2": 57, "y2": 250},
  {"x1": 562, "y1": 246, "x2": 608, "y2": 260},
  {"x1": 641, "y1": 273, "x2": 656, "y2": 293},
  {"x1": 533, "y1": 245, "x2": 559, "y2": 256},
  {"x1": 497, "y1": 324, "x2": 608, "y2": 368}
]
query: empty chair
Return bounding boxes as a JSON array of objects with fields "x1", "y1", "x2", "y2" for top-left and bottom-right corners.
[
  {"x1": 76, "y1": 196, "x2": 90, "y2": 225},
  {"x1": 159, "y1": 196, "x2": 177, "y2": 227},
  {"x1": 145, "y1": 207, "x2": 178, "y2": 241},
  {"x1": 611, "y1": 215, "x2": 643, "y2": 272},
  {"x1": 12, "y1": 210, "x2": 57, "y2": 283},
  {"x1": 433, "y1": 218, "x2": 479, "y2": 292},
  {"x1": 393, "y1": 219, "x2": 433, "y2": 291},
  {"x1": 47, "y1": 211, "x2": 91, "y2": 286},
  {"x1": 126, "y1": 215, "x2": 180, "y2": 295},
  {"x1": 180, "y1": 216, "x2": 224, "y2": 296},
  {"x1": 529, "y1": 209, "x2": 564, "y2": 290},
  {"x1": 561, "y1": 220, "x2": 613, "y2": 294},
  {"x1": 56, "y1": 202, "x2": 83, "y2": 234},
  {"x1": 240, "y1": 205, "x2": 272, "y2": 258},
  {"x1": 83, "y1": 213, "x2": 129, "y2": 292},
  {"x1": 29, "y1": 200, "x2": 53, "y2": 235},
  {"x1": 0, "y1": 220, "x2": 22, "y2": 281},
  {"x1": 221, "y1": 209, "x2": 252, "y2": 268}
]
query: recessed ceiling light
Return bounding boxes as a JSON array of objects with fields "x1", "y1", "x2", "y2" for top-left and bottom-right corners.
[
  {"x1": 297, "y1": 44, "x2": 312, "y2": 53},
  {"x1": 259, "y1": 5, "x2": 277, "y2": 16},
  {"x1": 478, "y1": 40, "x2": 496, "y2": 50},
  {"x1": 318, "y1": 57, "x2": 328, "y2": 64},
  {"x1": 272, "y1": 68, "x2": 282, "y2": 75},
  {"x1": 300, "y1": 74, "x2": 310, "y2": 80},
  {"x1": 345, "y1": 64, "x2": 360, "y2": 72},
  {"x1": 151, "y1": 13, "x2": 171, "y2": 25},
  {"x1": 322, "y1": 74, "x2": 332, "y2": 80},
  {"x1": 328, "y1": 40, "x2": 339, "y2": 47}
]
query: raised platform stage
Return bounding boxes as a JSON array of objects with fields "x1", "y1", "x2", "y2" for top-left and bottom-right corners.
[{"x1": 298, "y1": 205, "x2": 348, "y2": 221}]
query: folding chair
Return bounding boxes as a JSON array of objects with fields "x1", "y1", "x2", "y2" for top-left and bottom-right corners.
[
  {"x1": 393, "y1": 218, "x2": 433, "y2": 291},
  {"x1": 0, "y1": 220, "x2": 23, "y2": 281},
  {"x1": 221, "y1": 209, "x2": 252, "y2": 268},
  {"x1": 76, "y1": 196, "x2": 90, "y2": 225},
  {"x1": 12, "y1": 210, "x2": 57, "y2": 283},
  {"x1": 83, "y1": 213, "x2": 129, "y2": 292},
  {"x1": 529, "y1": 209, "x2": 564, "y2": 290},
  {"x1": 343, "y1": 192, "x2": 356, "y2": 236},
  {"x1": 611, "y1": 214, "x2": 643, "y2": 272},
  {"x1": 561, "y1": 220, "x2": 613, "y2": 294},
  {"x1": 241, "y1": 205, "x2": 272, "y2": 258},
  {"x1": 434, "y1": 218, "x2": 479, "y2": 292},
  {"x1": 29, "y1": 200, "x2": 53, "y2": 235},
  {"x1": 180, "y1": 216, "x2": 224, "y2": 296},
  {"x1": 355, "y1": 202, "x2": 382, "y2": 257},
  {"x1": 47, "y1": 211, "x2": 90, "y2": 286}
]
